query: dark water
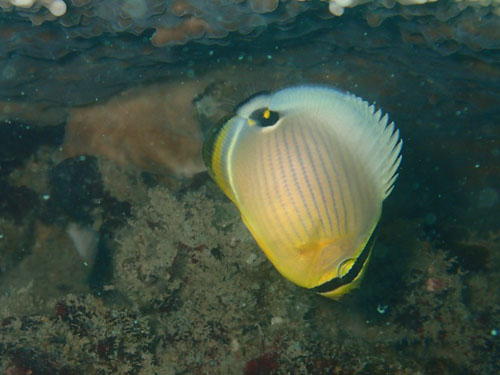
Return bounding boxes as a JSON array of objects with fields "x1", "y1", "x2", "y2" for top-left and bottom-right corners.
[{"x1": 0, "y1": 1, "x2": 499, "y2": 374}]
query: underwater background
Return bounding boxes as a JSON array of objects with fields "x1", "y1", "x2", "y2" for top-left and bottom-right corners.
[{"x1": 0, "y1": 0, "x2": 499, "y2": 374}]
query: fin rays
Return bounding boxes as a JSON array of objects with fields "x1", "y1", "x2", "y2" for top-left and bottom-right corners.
[{"x1": 344, "y1": 94, "x2": 403, "y2": 200}]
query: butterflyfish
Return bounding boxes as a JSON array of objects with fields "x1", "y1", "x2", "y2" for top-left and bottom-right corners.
[{"x1": 203, "y1": 85, "x2": 402, "y2": 298}]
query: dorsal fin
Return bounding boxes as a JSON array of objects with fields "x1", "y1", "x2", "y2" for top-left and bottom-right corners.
[{"x1": 342, "y1": 94, "x2": 403, "y2": 199}]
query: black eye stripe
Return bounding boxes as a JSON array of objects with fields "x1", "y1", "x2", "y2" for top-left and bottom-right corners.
[
  {"x1": 249, "y1": 108, "x2": 280, "y2": 127},
  {"x1": 235, "y1": 91, "x2": 270, "y2": 112}
]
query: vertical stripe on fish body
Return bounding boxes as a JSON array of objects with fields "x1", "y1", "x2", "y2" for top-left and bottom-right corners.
[{"x1": 203, "y1": 85, "x2": 402, "y2": 298}]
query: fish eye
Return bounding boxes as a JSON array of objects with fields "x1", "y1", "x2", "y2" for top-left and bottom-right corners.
[{"x1": 249, "y1": 107, "x2": 280, "y2": 127}]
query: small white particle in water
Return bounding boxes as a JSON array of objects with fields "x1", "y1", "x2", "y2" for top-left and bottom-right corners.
[
  {"x1": 271, "y1": 316, "x2": 283, "y2": 325},
  {"x1": 0, "y1": 234, "x2": 3, "y2": 239},
  {"x1": 42, "y1": 194, "x2": 50, "y2": 200},
  {"x1": 475, "y1": 163, "x2": 480, "y2": 168},
  {"x1": 491, "y1": 329, "x2": 498, "y2": 336},
  {"x1": 67, "y1": 223, "x2": 98, "y2": 262},
  {"x1": 377, "y1": 304, "x2": 388, "y2": 314}
]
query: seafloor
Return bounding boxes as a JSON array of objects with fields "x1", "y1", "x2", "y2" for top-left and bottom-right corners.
[{"x1": 0, "y1": 1, "x2": 500, "y2": 374}]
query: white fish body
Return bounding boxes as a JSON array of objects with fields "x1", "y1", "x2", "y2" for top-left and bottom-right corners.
[{"x1": 203, "y1": 85, "x2": 402, "y2": 298}]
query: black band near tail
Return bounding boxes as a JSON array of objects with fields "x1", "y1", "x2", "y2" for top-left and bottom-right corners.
[{"x1": 309, "y1": 231, "x2": 377, "y2": 294}]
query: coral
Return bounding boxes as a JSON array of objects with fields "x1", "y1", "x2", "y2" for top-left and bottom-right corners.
[
  {"x1": 1, "y1": 162, "x2": 499, "y2": 373},
  {"x1": 54, "y1": 0, "x2": 310, "y2": 45},
  {"x1": 58, "y1": 80, "x2": 208, "y2": 178},
  {"x1": 112, "y1": 185, "x2": 260, "y2": 310},
  {"x1": 0, "y1": 101, "x2": 67, "y2": 128},
  {"x1": 318, "y1": 0, "x2": 500, "y2": 17},
  {"x1": 112, "y1": 189, "x2": 184, "y2": 310},
  {"x1": 0, "y1": 294, "x2": 155, "y2": 374},
  {"x1": 106, "y1": 174, "x2": 500, "y2": 373},
  {"x1": 151, "y1": 17, "x2": 212, "y2": 47},
  {"x1": 325, "y1": 0, "x2": 371, "y2": 16},
  {"x1": 96, "y1": 157, "x2": 152, "y2": 207},
  {"x1": 249, "y1": 0, "x2": 280, "y2": 13},
  {"x1": 96, "y1": 183, "x2": 297, "y2": 373},
  {"x1": 0, "y1": 0, "x2": 499, "y2": 127},
  {"x1": 0, "y1": 0, "x2": 66, "y2": 16}
]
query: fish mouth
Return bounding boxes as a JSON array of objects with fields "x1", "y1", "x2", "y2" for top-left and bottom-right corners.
[{"x1": 308, "y1": 232, "x2": 376, "y2": 295}]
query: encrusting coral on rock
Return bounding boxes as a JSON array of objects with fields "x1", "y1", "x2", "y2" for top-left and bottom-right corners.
[
  {"x1": 1, "y1": 166, "x2": 499, "y2": 373},
  {"x1": 57, "y1": 80, "x2": 208, "y2": 178},
  {"x1": 314, "y1": 0, "x2": 500, "y2": 17},
  {"x1": 0, "y1": 0, "x2": 66, "y2": 16},
  {"x1": 0, "y1": 0, "x2": 498, "y2": 127}
]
